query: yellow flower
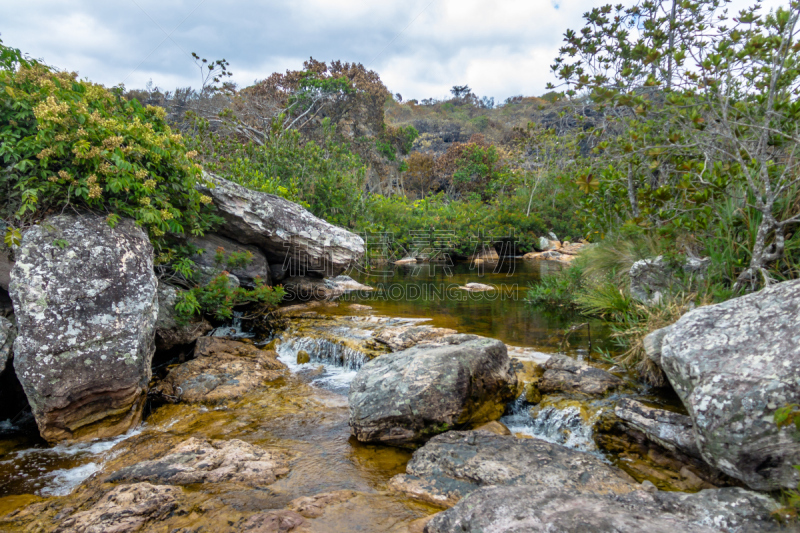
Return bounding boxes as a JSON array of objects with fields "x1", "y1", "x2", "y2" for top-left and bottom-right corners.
[
  {"x1": 140, "y1": 197, "x2": 151, "y2": 206},
  {"x1": 88, "y1": 184, "x2": 102, "y2": 199},
  {"x1": 143, "y1": 179, "x2": 156, "y2": 190},
  {"x1": 58, "y1": 170, "x2": 71, "y2": 180},
  {"x1": 199, "y1": 194, "x2": 213, "y2": 205},
  {"x1": 160, "y1": 209, "x2": 174, "y2": 220},
  {"x1": 185, "y1": 150, "x2": 198, "y2": 159}
]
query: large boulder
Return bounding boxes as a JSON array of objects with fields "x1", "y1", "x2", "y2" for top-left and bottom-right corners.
[
  {"x1": 348, "y1": 335, "x2": 518, "y2": 447},
  {"x1": 660, "y1": 279, "x2": 800, "y2": 490},
  {"x1": 0, "y1": 252, "x2": 11, "y2": 292},
  {"x1": 0, "y1": 316, "x2": 14, "y2": 374},
  {"x1": 389, "y1": 430, "x2": 637, "y2": 507},
  {"x1": 539, "y1": 354, "x2": 625, "y2": 395},
  {"x1": 425, "y1": 485, "x2": 780, "y2": 533},
  {"x1": 10, "y1": 215, "x2": 158, "y2": 443},
  {"x1": 189, "y1": 233, "x2": 270, "y2": 288},
  {"x1": 154, "y1": 282, "x2": 212, "y2": 352},
  {"x1": 197, "y1": 173, "x2": 364, "y2": 278}
]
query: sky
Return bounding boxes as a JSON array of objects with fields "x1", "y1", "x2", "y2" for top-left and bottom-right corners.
[{"x1": 0, "y1": 0, "x2": 788, "y2": 102}]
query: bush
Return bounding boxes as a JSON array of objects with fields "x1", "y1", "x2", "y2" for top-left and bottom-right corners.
[{"x1": 0, "y1": 42, "x2": 219, "y2": 249}]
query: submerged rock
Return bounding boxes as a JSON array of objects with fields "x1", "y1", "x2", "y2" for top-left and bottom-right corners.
[
  {"x1": 349, "y1": 335, "x2": 517, "y2": 447},
  {"x1": 107, "y1": 437, "x2": 291, "y2": 486},
  {"x1": 239, "y1": 510, "x2": 307, "y2": 532},
  {"x1": 539, "y1": 354, "x2": 625, "y2": 395},
  {"x1": 457, "y1": 282, "x2": 494, "y2": 292},
  {"x1": 55, "y1": 483, "x2": 182, "y2": 533},
  {"x1": 198, "y1": 173, "x2": 364, "y2": 278},
  {"x1": 10, "y1": 215, "x2": 158, "y2": 443},
  {"x1": 389, "y1": 430, "x2": 636, "y2": 507},
  {"x1": 153, "y1": 336, "x2": 286, "y2": 402},
  {"x1": 425, "y1": 485, "x2": 780, "y2": 533},
  {"x1": 154, "y1": 282, "x2": 212, "y2": 352},
  {"x1": 189, "y1": 233, "x2": 271, "y2": 288},
  {"x1": 660, "y1": 278, "x2": 800, "y2": 490}
]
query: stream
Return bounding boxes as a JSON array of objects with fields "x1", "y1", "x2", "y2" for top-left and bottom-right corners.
[{"x1": 0, "y1": 258, "x2": 686, "y2": 531}]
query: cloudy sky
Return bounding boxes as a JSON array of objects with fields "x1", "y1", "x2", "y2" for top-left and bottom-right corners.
[{"x1": 0, "y1": 0, "x2": 788, "y2": 102}]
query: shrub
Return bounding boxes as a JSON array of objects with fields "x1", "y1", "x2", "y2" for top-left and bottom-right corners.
[{"x1": 0, "y1": 42, "x2": 220, "y2": 249}]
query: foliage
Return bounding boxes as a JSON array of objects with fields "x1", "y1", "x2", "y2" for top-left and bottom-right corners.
[
  {"x1": 774, "y1": 405, "x2": 800, "y2": 522},
  {"x1": 175, "y1": 273, "x2": 285, "y2": 321},
  {"x1": 525, "y1": 262, "x2": 585, "y2": 309},
  {"x1": 0, "y1": 40, "x2": 219, "y2": 250}
]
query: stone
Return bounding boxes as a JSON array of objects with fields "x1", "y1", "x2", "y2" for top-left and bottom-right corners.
[
  {"x1": 239, "y1": 510, "x2": 307, "y2": 532},
  {"x1": 152, "y1": 336, "x2": 286, "y2": 402},
  {"x1": 643, "y1": 325, "x2": 673, "y2": 367},
  {"x1": 10, "y1": 215, "x2": 158, "y2": 443},
  {"x1": 270, "y1": 262, "x2": 289, "y2": 282},
  {"x1": 325, "y1": 275, "x2": 374, "y2": 292},
  {"x1": 425, "y1": 485, "x2": 780, "y2": 533},
  {"x1": 458, "y1": 282, "x2": 495, "y2": 292},
  {"x1": 55, "y1": 483, "x2": 182, "y2": 533},
  {"x1": 197, "y1": 173, "x2": 364, "y2": 278},
  {"x1": 538, "y1": 236, "x2": 557, "y2": 251},
  {"x1": 349, "y1": 335, "x2": 517, "y2": 447},
  {"x1": 389, "y1": 430, "x2": 636, "y2": 507},
  {"x1": 522, "y1": 250, "x2": 577, "y2": 264},
  {"x1": 287, "y1": 490, "x2": 359, "y2": 518},
  {"x1": 614, "y1": 398, "x2": 701, "y2": 459},
  {"x1": 539, "y1": 354, "x2": 625, "y2": 395},
  {"x1": 629, "y1": 256, "x2": 673, "y2": 305},
  {"x1": 548, "y1": 231, "x2": 559, "y2": 242},
  {"x1": 0, "y1": 316, "x2": 14, "y2": 374},
  {"x1": 372, "y1": 325, "x2": 458, "y2": 352},
  {"x1": 195, "y1": 266, "x2": 240, "y2": 289},
  {"x1": 107, "y1": 437, "x2": 291, "y2": 486},
  {"x1": 394, "y1": 256, "x2": 417, "y2": 264},
  {"x1": 189, "y1": 233, "x2": 270, "y2": 288},
  {"x1": 474, "y1": 420, "x2": 511, "y2": 435},
  {"x1": 0, "y1": 251, "x2": 12, "y2": 292},
  {"x1": 154, "y1": 282, "x2": 212, "y2": 352},
  {"x1": 660, "y1": 279, "x2": 800, "y2": 490}
]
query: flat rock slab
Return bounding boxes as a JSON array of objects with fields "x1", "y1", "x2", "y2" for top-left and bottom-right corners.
[
  {"x1": 55, "y1": 482, "x2": 182, "y2": 533},
  {"x1": 107, "y1": 437, "x2": 291, "y2": 486},
  {"x1": 458, "y1": 283, "x2": 494, "y2": 292},
  {"x1": 349, "y1": 335, "x2": 518, "y2": 447},
  {"x1": 153, "y1": 337, "x2": 286, "y2": 402},
  {"x1": 539, "y1": 354, "x2": 625, "y2": 395},
  {"x1": 660, "y1": 278, "x2": 800, "y2": 490},
  {"x1": 426, "y1": 485, "x2": 780, "y2": 533},
  {"x1": 372, "y1": 325, "x2": 458, "y2": 352},
  {"x1": 389, "y1": 430, "x2": 637, "y2": 507},
  {"x1": 10, "y1": 215, "x2": 158, "y2": 443}
]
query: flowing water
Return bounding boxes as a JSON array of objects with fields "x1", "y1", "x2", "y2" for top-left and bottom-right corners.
[{"x1": 0, "y1": 258, "x2": 682, "y2": 530}]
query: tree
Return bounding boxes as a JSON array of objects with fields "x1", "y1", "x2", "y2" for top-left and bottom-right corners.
[
  {"x1": 450, "y1": 85, "x2": 472, "y2": 99},
  {"x1": 551, "y1": 0, "x2": 800, "y2": 290}
]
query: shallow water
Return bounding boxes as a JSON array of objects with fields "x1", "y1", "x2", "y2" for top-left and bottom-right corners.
[{"x1": 0, "y1": 258, "x2": 684, "y2": 530}]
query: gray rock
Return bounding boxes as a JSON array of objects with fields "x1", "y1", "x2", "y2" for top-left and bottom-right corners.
[
  {"x1": 349, "y1": 335, "x2": 517, "y2": 447},
  {"x1": 10, "y1": 215, "x2": 158, "y2": 443},
  {"x1": 539, "y1": 354, "x2": 625, "y2": 395},
  {"x1": 325, "y1": 275, "x2": 374, "y2": 292},
  {"x1": 56, "y1": 483, "x2": 182, "y2": 533},
  {"x1": 538, "y1": 236, "x2": 556, "y2": 251},
  {"x1": 154, "y1": 283, "x2": 212, "y2": 352},
  {"x1": 643, "y1": 325, "x2": 673, "y2": 367},
  {"x1": 270, "y1": 262, "x2": 289, "y2": 282},
  {"x1": 660, "y1": 278, "x2": 800, "y2": 490},
  {"x1": 426, "y1": 485, "x2": 780, "y2": 533},
  {"x1": 197, "y1": 173, "x2": 364, "y2": 278},
  {"x1": 107, "y1": 437, "x2": 291, "y2": 486},
  {"x1": 614, "y1": 398, "x2": 701, "y2": 459},
  {"x1": 0, "y1": 251, "x2": 12, "y2": 292},
  {"x1": 629, "y1": 256, "x2": 673, "y2": 305},
  {"x1": 0, "y1": 316, "x2": 14, "y2": 374},
  {"x1": 373, "y1": 325, "x2": 457, "y2": 352},
  {"x1": 194, "y1": 265, "x2": 240, "y2": 289},
  {"x1": 548, "y1": 231, "x2": 559, "y2": 242},
  {"x1": 389, "y1": 430, "x2": 637, "y2": 507},
  {"x1": 189, "y1": 233, "x2": 270, "y2": 288}
]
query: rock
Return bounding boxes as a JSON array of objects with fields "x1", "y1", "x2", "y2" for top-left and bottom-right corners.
[
  {"x1": 548, "y1": 231, "x2": 559, "y2": 242},
  {"x1": 283, "y1": 276, "x2": 372, "y2": 301},
  {"x1": 614, "y1": 399, "x2": 701, "y2": 459},
  {"x1": 643, "y1": 325, "x2": 673, "y2": 367},
  {"x1": 470, "y1": 248, "x2": 499, "y2": 263},
  {"x1": 629, "y1": 256, "x2": 673, "y2": 305},
  {"x1": 539, "y1": 354, "x2": 625, "y2": 395},
  {"x1": 457, "y1": 282, "x2": 494, "y2": 292},
  {"x1": 0, "y1": 316, "x2": 14, "y2": 374},
  {"x1": 372, "y1": 325, "x2": 457, "y2": 351},
  {"x1": 348, "y1": 304, "x2": 372, "y2": 312},
  {"x1": 522, "y1": 250, "x2": 576, "y2": 264},
  {"x1": 425, "y1": 485, "x2": 780, "y2": 533},
  {"x1": 239, "y1": 510, "x2": 307, "y2": 532},
  {"x1": 0, "y1": 251, "x2": 11, "y2": 292},
  {"x1": 389, "y1": 430, "x2": 636, "y2": 507},
  {"x1": 660, "y1": 279, "x2": 800, "y2": 490},
  {"x1": 198, "y1": 173, "x2": 364, "y2": 277},
  {"x1": 297, "y1": 350, "x2": 311, "y2": 364},
  {"x1": 324, "y1": 275, "x2": 374, "y2": 292},
  {"x1": 287, "y1": 490, "x2": 359, "y2": 518},
  {"x1": 10, "y1": 215, "x2": 158, "y2": 443},
  {"x1": 270, "y1": 262, "x2": 289, "y2": 282},
  {"x1": 394, "y1": 256, "x2": 417, "y2": 265},
  {"x1": 349, "y1": 334, "x2": 517, "y2": 447},
  {"x1": 538, "y1": 236, "x2": 557, "y2": 251},
  {"x1": 55, "y1": 483, "x2": 182, "y2": 533},
  {"x1": 474, "y1": 420, "x2": 511, "y2": 435},
  {"x1": 154, "y1": 282, "x2": 212, "y2": 352},
  {"x1": 153, "y1": 336, "x2": 286, "y2": 402},
  {"x1": 195, "y1": 266, "x2": 241, "y2": 288},
  {"x1": 189, "y1": 233, "x2": 270, "y2": 288},
  {"x1": 107, "y1": 437, "x2": 291, "y2": 486}
]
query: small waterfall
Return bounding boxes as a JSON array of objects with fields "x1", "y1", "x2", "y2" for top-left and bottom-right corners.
[
  {"x1": 277, "y1": 336, "x2": 368, "y2": 371},
  {"x1": 210, "y1": 311, "x2": 253, "y2": 339},
  {"x1": 501, "y1": 395, "x2": 600, "y2": 452}
]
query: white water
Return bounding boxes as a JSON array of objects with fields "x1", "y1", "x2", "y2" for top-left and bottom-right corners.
[{"x1": 501, "y1": 396, "x2": 601, "y2": 453}]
